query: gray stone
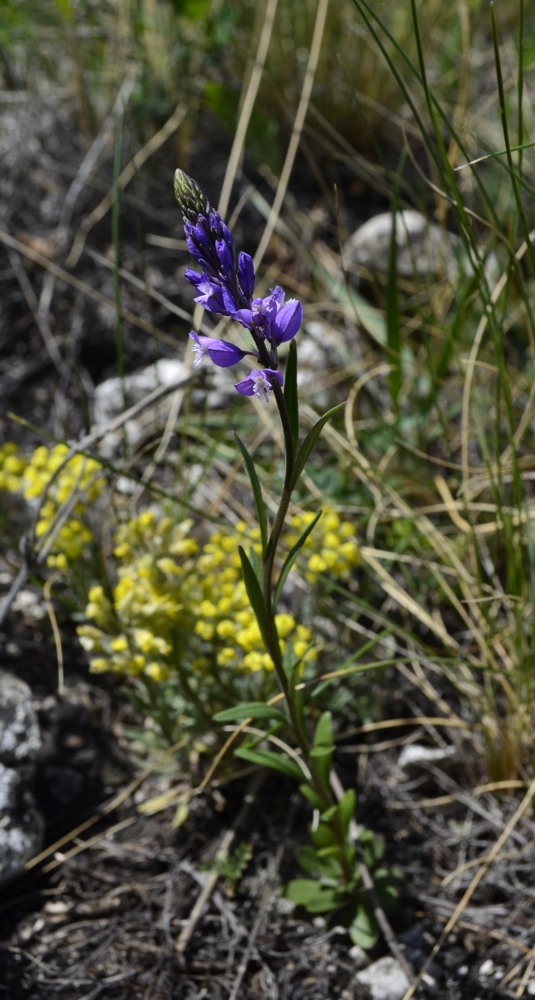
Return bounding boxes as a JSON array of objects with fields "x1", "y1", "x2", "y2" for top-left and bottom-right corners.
[
  {"x1": 0, "y1": 670, "x2": 42, "y2": 765},
  {"x1": 93, "y1": 359, "x2": 189, "y2": 456},
  {"x1": 349, "y1": 943, "x2": 370, "y2": 968},
  {"x1": 397, "y1": 743, "x2": 457, "y2": 782},
  {"x1": 344, "y1": 210, "x2": 458, "y2": 280},
  {"x1": 343, "y1": 210, "x2": 499, "y2": 288},
  {"x1": 0, "y1": 763, "x2": 44, "y2": 887},
  {"x1": 355, "y1": 956, "x2": 410, "y2": 1000}
]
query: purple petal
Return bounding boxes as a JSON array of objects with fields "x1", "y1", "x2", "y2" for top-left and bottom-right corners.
[
  {"x1": 193, "y1": 279, "x2": 226, "y2": 313},
  {"x1": 233, "y1": 308, "x2": 254, "y2": 330},
  {"x1": 271, "y1": 299, "x2": 303, "y2": 344},
  {"x1": 189, "y1": 332, "x2": 246, "y2": 368},
  {"x1": 221, "y1": 285, "x2": 238, "y2": 315},
  {"x1": 238, "y1": 252, "x2": 255, "y2": 298},
  {"x1": 263, "y1": 368, "x2": 284, "y2": 388},
  {"x1": 234, "y1": 375, "x2": 256, "y2": 397},
  {"x1": 192, "y1": 221, "x2": 212, "y2": 252},
  {"x1": 216, "y1": 238, "x2": 234, "y2": 277},
  {"x1": 184, "y1": 268, "x2": 203, "y2": 287},
  {"x1": 186, "y1": 235, "x2": 203, "y2": 263},
  {"x1": 221, "y1": 221, "x2": 236, "y2": 252},
  {"x1": 209, "y1": 212, "x2": 223, "y2": 238},
  {"x1": 234, "y1": 368, "x2": 283, "y2": 403}
]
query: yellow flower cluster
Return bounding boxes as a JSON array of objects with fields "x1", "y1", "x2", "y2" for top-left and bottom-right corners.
[
  {"x1": 285, "y1": 508, "x2": 360, "y2": 581},
  {"x1": 0, "y1": 443, "x2": 27, "y2": 493},
  {"x1": 79, "y1": 512, "x2": 318, "y2": 684},
  {"x1": 0, "y1": 441, "x2": 105, "y2": 569},
  {"x1": 192, "y1": 521, "x2": 316, "y2": 673}
]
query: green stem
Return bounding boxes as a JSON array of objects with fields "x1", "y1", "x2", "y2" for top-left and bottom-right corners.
[{"x1": 254, "y1": 377, "x2": 353, "y2": 881}]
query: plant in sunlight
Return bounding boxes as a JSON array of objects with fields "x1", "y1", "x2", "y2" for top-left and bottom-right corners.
[{"x1": 171, "y1": 169, "x2": 399, "y2": 945}]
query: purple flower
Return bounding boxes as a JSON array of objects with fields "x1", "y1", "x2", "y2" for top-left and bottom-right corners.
[
  {"x1": 271, "y1": 299, "x2": 303, "y2": 344},
  {"x1": 238, "y1": 252, "x2": 255, "y2": 298},
  {"x1": 189, "y1": 331, "x2": 251, "y2": 369},
  {"x1": 175, "y1": 170, "x2": 304, "y2": 404},
  {"x1": 175, "y1": 170, "x2": 252, "y2": 311},
  {"x1": 192, "y1": 277, "x2": 227, "y2": 314},
  {"x1": 235, "y1": 368, "x2": 283, "y2": 403}
]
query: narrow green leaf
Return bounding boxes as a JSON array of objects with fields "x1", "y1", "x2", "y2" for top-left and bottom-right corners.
[
  {"x1": 238, "y1": 545, "x2": 268, "y2": 638},
  {"x1": 291, "y1": 403, "x2": 345, "y2": 490},
  {"x1": 313, "y1": 711, "x2": 334, "y2": 748},
  {"x1": 296, "y1": 845, "x2": 342, "y2": 879},
  {"x1": 299, "y1": 783, "x2": 323, "y2": 810},
  {"x1": 213, "y1": 702, "x2": 287, "y2": 724},
  {"x1": 249, "y1": 545, "x2": 263, "y2": 586},
  {"x1": 349, "y1": 905, "x2": 379, "y2": 949},
  {"x1": 235, "y1": 434, "x2": 268, "y2": 558},
  {"x1": 234, "y1": 746, "x2": 304, "y2": 782},
  {"x1": 309, "y1": 743, "x2": 335, "y2": 793},
  {"x1": 311, "y1": 823, "x2": 336, "y2": 850},
  {"x1": 284, "y1": 879, "x2": 340, "y2": 913},
  {"x1": 360, "y1": 829, "x2": 385, "y2": 868},
  {"x1": 284, "y1": 339, "x2": 299, "y2": 454},
  {"x1": 338, "y1": 789, "x2": 356, "y2": 834},
  {"x1": 273, "y1": 510, "x2": 322, "y2": 607}
]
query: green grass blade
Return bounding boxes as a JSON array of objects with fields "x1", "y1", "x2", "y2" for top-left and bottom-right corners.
[
  {"x1": 273, "y1": 510, "x2": 322, "y2": 608},
  {"x1": 234, "y1": 746, "x2": 304, "y2": 782},
  {"x1": 491, "y1": 2, "x2": 535, "y2": 281},
  {"x1": 284, "y1": 339, "x2": 299, "y2": 454},
  {"x1": 238, "y1": 545, "x2": 268, "y2": 640},
  {"x1": 235, "y1": 433, "x2": 268, "y2": 559},
  {"x1": 213, "y1": 703, "x2": 287, "y2": 724},
  {"x1": 291, "y1": 402, "x2": 345, "y2": 490},
  {"x1": 386, "y1": 197, "x2": 401, "y2": 413}
]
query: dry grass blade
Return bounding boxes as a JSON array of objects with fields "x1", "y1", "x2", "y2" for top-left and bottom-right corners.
[
  {"x1": 43, "y1": 573, "x2": 64, "y2": 695},
  {"x1": 175, "y1": 769, "x2": 266, "y2": 958},
  {"x1": 67, "y1": 102, "x2": 187, "y2": 266},
  {"x1": 7, "y1": 249, "x2": 69, "y2": 378},
  {"x1": 217, "y1": 0, "x2": 279, "y2": 219},
  {"x1": 402, "y1": 777, "x2": 535, "y2": 1000},
  {"x1": 461, "y1": 227, "x2": 535, "y2": 487},
  {"x1": 0, "y1": 229, "x2": 181, "y2": 350},
  {"x1": 41, "y1": 817, "x2": 137, "y2": 874},
  {"x1": 253, "y1": 0, "x2": 330, "y2": 268},
  {"x1": 24, "y1": 739, "x2": 187, "y2": 872}
]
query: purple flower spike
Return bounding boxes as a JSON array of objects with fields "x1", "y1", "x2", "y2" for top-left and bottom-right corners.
[
  {"x1": 272, "y1": 299, "x2": 303, "y2": 344},
  {"x1": 189, "y1": 331, "x2": 250, "y2": 369},
  {"x1": 175, "y1": 171, "x2": 303, "y2": 393},
  {"x1": 235, "y1": 368, "x2": 283, "y2": 403},
  {"x1": 238, "y1": 252, "x2": 255, "y2": 298}
]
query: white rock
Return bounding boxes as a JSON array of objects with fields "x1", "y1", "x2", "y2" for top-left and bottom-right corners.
[
  {"x1": 0, "y1": 670, "x2": 42, "y2": 764},
  {"x1": 274, "y1": 896, "x2": 296, "y2": 916},
  {"x1": 397, "y1": 743, "x2": 457, "y2": 781},
  {"x1": 344, "y1": 210, "x2": 458, "y2": 280},
  {"x1": 93, "y1": 359, "x2": 189, "y2": 456},
  {"x1": 526, "y1": 981, "x2": 535, "y2": 996},
  {"x1": 479, "y1": 959, "x2": 494, "y2": 976},
  {"x1": 0, "y1": 763, "x2": 44, "y2": 887},
  {"x1": 348, "y1": 943, "x2": 369, "y2": 968},
  {"x1": 93, "y1": 359, "x2": 188, "y2": 426},
  {"x1": 355, "y1": 956, "x2": 410, "y2": 1000},
  {"x1": 11, "y1": 589, "x2": 47, "y2": 621}
]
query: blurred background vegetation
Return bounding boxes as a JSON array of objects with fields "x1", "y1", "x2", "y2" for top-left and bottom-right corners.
[{"x1": 2, "y1": 0, "x2": 535, "y2": 788}]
